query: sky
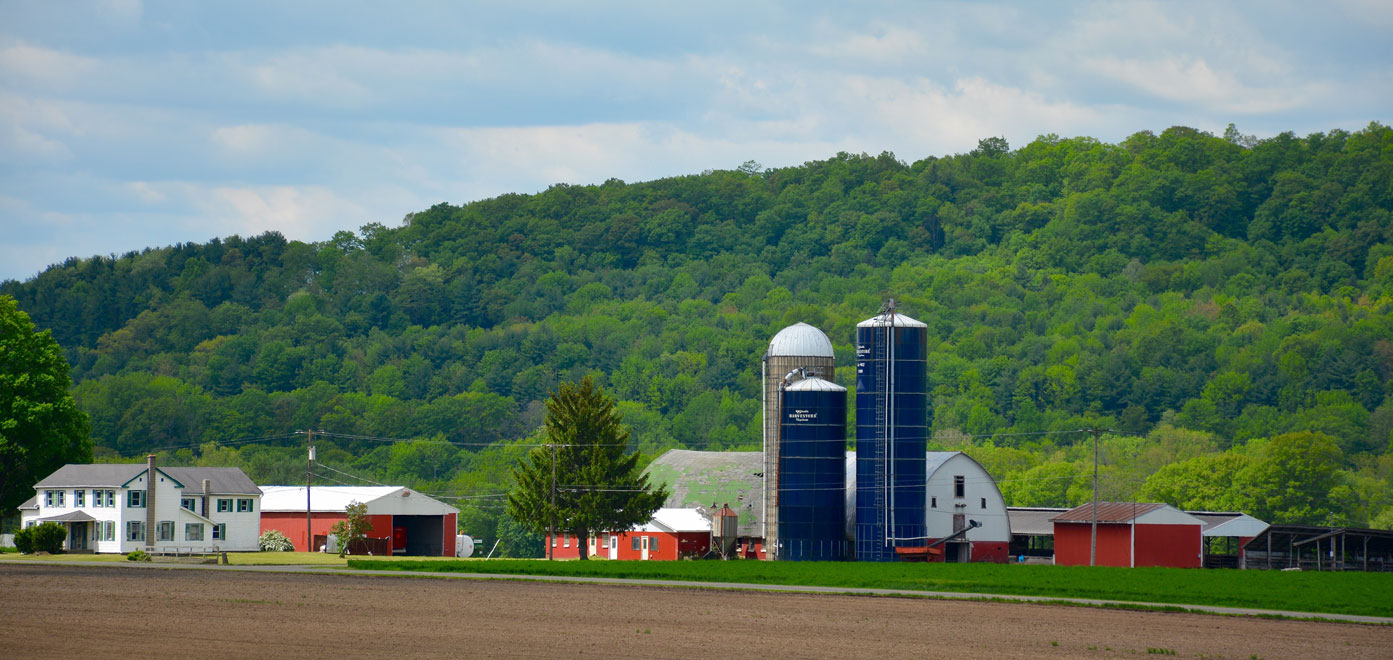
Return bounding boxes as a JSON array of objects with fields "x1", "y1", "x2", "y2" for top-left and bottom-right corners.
[{"x1": 2, "y1": 0, "x2": 1390, "y2": 283}]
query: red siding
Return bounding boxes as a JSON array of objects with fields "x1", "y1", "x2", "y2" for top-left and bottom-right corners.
[
  {"x1": 261, "y1": 512, "x2": 347, "y2": 552},
  {"x1": 1134, "y1": 523, "x2": 1201, "y2": 568},
  {"x1": 547, "y1": 530, "x2": 712, "y2": 560},
  {"x1": 1054, "y1": 522, "x2": 1132, "y2": 567},
  {"x1": 970, "y1": 541, "x2": 1010, "y2": 563},
  {"x1": 443, "y1": 513, "x2": 457, "y2": 556}
]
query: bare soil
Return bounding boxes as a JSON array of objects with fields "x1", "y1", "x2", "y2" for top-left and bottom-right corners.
[{"x1": 3, "y1": 563, "x2": 1388, "y2": 659}]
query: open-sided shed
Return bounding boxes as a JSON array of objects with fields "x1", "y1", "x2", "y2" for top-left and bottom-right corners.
[{"x1": 259, "y1": 486, "x2": 458, "y2": 556}]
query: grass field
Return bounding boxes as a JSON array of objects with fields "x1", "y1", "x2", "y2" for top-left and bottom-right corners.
[{"x1": 346, "y1": 558, "x2": 1393, "y2": 618}]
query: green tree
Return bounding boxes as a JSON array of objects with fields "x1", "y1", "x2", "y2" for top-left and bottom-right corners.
[
  {"x1": 329, "y1": 500, "x2": 372, "y2": 557},
  {"x1": 1, "y1": 296, "x2": 92, "y2": 514},
  {"x1": 506, "y1": 377, "x2": 669, "y2": 559},
  {"x1": 1237, "y1": 431, "x2": 1346, "y2": 524}
]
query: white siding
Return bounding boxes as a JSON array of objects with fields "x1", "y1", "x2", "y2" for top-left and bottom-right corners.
[{"x1": 924, "y1": 454, "x2": 1011, "y2": 545}]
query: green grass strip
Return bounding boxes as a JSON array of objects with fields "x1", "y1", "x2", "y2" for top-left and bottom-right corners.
[{"x1": 346, "y1": 558, "x2": 1393, "y2": 618}]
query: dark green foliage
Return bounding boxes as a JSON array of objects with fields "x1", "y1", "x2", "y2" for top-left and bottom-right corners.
[
  {"x1": 349, "y1": 559, "x2": 1393, "y2": 618},
  {"x1": 0, "y1": 295, "x2": 92, "y2": 514},
  {"x1": 14, "y1": 522, "x2": 66, "y2": 554},
  {"x1": 1, "y1": 124, "x2": 1392, "y2": 528},
  {"x1": 507, "y1": 377, "x2": 669, "y2": 558}
]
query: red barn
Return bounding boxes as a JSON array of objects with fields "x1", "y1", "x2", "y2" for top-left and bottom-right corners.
[
  {"x1": 548, "y1": 508, "x2": 712, "y2": 560},
  {"x1": 1052, "y1": 502, "x2": 1203, "y2": 568},
  {"x1": 259, "y1": 486, "x2": 458, "y2": 556}
]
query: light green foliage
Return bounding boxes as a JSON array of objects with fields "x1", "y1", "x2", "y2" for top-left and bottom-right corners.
[
  {"x1": 2, "y1": 125, "x2": 1393, "y2": 527},
  {"x1": 328, "y1": 500, "x2": 371, "y2": 557},
  {"x1": 0, "y1": 296, "x2": 92, "y2": 514}
]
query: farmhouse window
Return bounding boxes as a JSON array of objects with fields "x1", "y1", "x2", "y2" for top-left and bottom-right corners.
[
  {"x1": 217, "y1": 499, "x2": 232, "y2": 512},
  {"x1": 126, "y1": 521, "x2": 145, "y2": 542},
  {"x1": 631, "y1": 536, "x2": 640, "y2": 551},
  {"x1": 75, "y1": 490, "x2": 85, "y2": 507},
  {"x1": 954, "y1": 476, "x2": 965, "y2": 498},
  {"x1": 102, "y1": 521, "x2": 115, "y2": 541},
  {"x1": 237, "y1": 498, "x2": 253, "y2": 513},
  {"x1": 45, "y1": 490, "x2": 65, "y2": 507},
  {"x1": 212, "y1": 524, "x2": 226, "y2": 541},
  {"x1": 181, "y1": 498, "x2": 196, "y2": 511},
  {"x1": 157, "y1": 521, "x2": 174, "y2": 542},
  {"x1": 127, "y1": 490, "x2": 145, "y2": 508},
  {"x1": 102, "y1": 490, "x2": 115, "y2": 507},
  {"x1": 186, "y1": 524, "x2": 204, "y2": 541}
]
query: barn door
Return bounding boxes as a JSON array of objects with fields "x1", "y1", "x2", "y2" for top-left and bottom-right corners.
[
  {"x1": 608, "y1": 534, "x2": 618, "y2": 560},
  {"x1": 641, "y1": 536, "x2": 650, "y2": 560}
]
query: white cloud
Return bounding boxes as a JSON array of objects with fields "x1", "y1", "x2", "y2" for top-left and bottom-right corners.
[
  {"x1": 0, "y1": 42, "x2": 100, "y2": 89},
  {"x1": 1084, "y1": 55, "x2": 1322, "y2": 114}
]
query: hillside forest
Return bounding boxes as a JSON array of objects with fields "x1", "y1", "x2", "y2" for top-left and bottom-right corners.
[{"x1": 5, "y1": 123, "x2": 1393, "y2": 550}]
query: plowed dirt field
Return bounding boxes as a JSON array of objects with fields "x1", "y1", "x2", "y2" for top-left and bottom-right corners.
[{"x1": 3, "y1": 563, "x2": 1388, "y2": 659}]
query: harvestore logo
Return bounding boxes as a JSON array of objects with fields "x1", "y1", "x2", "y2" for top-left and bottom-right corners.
[{"x1": 787, "y1": 409, "x2": 818, "y2": 422}]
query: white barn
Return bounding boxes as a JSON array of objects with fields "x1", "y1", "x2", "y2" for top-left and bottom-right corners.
[{"x1": 845, "y1": 450, "x2": 1011, "y2": 562}]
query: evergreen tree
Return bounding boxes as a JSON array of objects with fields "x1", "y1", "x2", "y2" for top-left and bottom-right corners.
[{"x1": 506, "y1": 377, "x2": 668, "y2": 559}]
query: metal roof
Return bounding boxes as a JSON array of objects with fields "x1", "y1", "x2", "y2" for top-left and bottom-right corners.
[
  {"x1": 856, "y1": 311, "x2": 927, "y2": 328},
  {"x1": 767, "y1": 322, "x2": 836, "y2": 358},
  {"x1": 784, "y1": 376, "x2": 845, "y2": 392},
  {"x1": 638, "y1": 508, "x2": 712, "y2": 533},
  {"x1": 258, "y1": 485, "x2": 458, "y2": 515},
  {"x1": 164, "y1": 467, "x2": 261, "y2": 496},
  {"x1": 1187, "y1": 511, "x2": 1269, "y2": 537},
  {"x1": 1007, "y1": 507, "x2": 1067, "y2": 536},
  {"x1": 1052, "y1": 502, "x2": 1169, "y2": 524},
  {"x1": 643, "y1": 450, "x2": 763, "y2": 537}
]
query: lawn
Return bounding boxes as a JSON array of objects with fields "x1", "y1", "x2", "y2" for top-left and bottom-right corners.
[{"x1": 345, "y1": 558, "x2": 1393, "y2": 618}]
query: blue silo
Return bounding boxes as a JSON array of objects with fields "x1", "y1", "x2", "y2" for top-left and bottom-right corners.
[
  {"x1": 778, "y1": 376, "x2": 847, "y2": 561},
  {"x1": 854, "y1": 301, "x2": 929, "y2": 561}
]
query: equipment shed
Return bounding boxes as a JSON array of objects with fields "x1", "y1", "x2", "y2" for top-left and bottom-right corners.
[
  {"x1": 259, "y1": 486, "x2": 458, "y2": 556},
  {"x1": 1052, "y1": 502, "x2": 1203, "y2": 568}
]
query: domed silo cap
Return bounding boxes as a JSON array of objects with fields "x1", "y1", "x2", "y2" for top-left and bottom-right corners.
[{"x1": 767, "y1": 322, "x2": 835, "y2": 358}]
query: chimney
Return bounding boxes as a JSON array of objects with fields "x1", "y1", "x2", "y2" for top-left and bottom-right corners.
[
  {"x1": 201, "y1": 479, "x2": 211, "y2": 517},
  {"x1": 145, "y1": 454, "x2": 157, "y2": 548}
]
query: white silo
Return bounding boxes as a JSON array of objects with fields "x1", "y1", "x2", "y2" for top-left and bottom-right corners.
[{"x1": 762, "y1": 322, "x2": 836, "y2": 560}]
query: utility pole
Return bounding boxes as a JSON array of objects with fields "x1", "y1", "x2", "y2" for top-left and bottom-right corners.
[
  {"x1": 306, "y1": 429, "x2": 315, "y2": 553},
  {"x1": 549, "y1": 442, "x2": 557, "y2": 560},
  {"x1": 1089, "y1": 426, "x2": 1101, "y2": 567}
]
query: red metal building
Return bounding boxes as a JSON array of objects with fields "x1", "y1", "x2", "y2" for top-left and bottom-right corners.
[
  {"x1": 259, "y1": 486, "x2": 458, "y2": 556},
  {"x1": 1052, "y1": 502, "x2": 1203, "y2": 568},
  {"x1": 548, "y1": 508, "x2": 712, "y2": 560}
]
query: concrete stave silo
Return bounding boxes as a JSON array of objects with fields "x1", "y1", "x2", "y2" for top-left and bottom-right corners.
[
  {"x1": 778, "y1": 376, "x2": 848, "y2": 561},
  {"x1": 854, "y1": 301, "x2": 929, "y2": 561},
  {"x1": 762, "y1": 322, "x2": 835, "y2": 560}
]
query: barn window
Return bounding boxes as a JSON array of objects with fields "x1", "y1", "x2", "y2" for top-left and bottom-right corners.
[
  {"x1": 564, "y1": 535, "x2": 570, "y2": 547},
  {"x1": 954, "y1": 476, "x2": 965, "y2": 498},
  {"x1": 650, "y1": 536, "x2": 658, "y2": 552},
  {"x1": 981, "y1": 497, "x2": 987, "y2": 509},
  {"x1": 931, "y1": 497, "x2": 937, "y2": 508},
  {"x1": 631, "y1": 536, "x2": 641, "y2": 551}
]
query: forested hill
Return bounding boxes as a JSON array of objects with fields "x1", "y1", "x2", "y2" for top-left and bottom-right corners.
[{"x1": 5, "y1": 123, "x2": 1393, "y2": 534}]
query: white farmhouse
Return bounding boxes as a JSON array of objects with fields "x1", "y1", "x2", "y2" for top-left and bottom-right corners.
[{"x1": 19, "y1": 456, "x2": 261, "y2": 553}]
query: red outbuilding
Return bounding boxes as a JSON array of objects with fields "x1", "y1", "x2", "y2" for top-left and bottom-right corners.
[
  {"x1": 1052, "y1": 502, "x2": 1203, "y2": 568},
  {"x1": 548, "y1": 508, "x2": 712, "y2": 560},
  {"x1": 259, "y1": 486, "x2": 458, "y2": 556}
]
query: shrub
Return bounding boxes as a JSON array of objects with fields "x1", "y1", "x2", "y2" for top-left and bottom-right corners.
[
  {"x1": 16, "y1": 523, "x2": 67, "y2": 554},
  {"x1": 126, "y1": 550, "x2": 151, "y2": 562},
  {"x1": 13, "y1": 527, "x2": 35, "y2": 554},
  {"x1": 258, "y1": 529, "x2": 295, "y2": 552}
]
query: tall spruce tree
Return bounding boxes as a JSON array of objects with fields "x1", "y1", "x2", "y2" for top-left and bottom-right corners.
[{"x1": 506, "y1": 376, "x2": 668, "y2": 559}]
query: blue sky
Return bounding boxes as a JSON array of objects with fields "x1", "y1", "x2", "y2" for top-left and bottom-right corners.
[{"x1": 2, "y1": 0, "x2": 1390, "y2": 282}]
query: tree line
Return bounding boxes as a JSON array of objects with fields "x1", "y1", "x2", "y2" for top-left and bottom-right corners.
[{"x1": 3, "y1": 122, "x2": 1391, "y2": 540}]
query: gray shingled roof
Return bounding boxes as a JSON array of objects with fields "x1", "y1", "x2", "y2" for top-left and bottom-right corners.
[
  {"x1": 164, "y1": 467, "x2": 261, "y2": 496},
  {"x1": 31, "y1": 464, "x2": 259, "y2": 495},
  {"x1": 643, "y1": 450, "x2": 764, "y2": 537},
  {"x1": 33, "y1": 464, "x2": 148, "y2": 488}
]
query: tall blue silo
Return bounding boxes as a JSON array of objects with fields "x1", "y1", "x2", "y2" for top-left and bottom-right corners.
[
  {"x1": 778, "y1": 376, "x2": 847, "y2": 561},
  {"x1": 855, "y1": 301, "x2": 929, "y2": 561}
]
